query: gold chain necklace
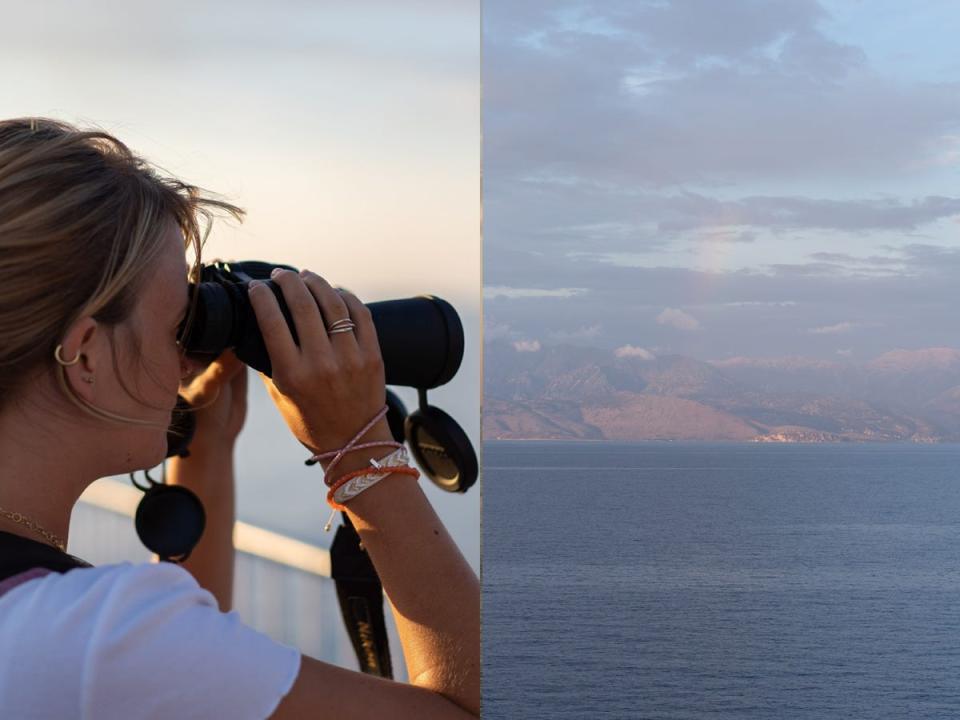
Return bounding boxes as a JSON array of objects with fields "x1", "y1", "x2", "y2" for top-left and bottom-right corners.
[{"x1": 0, "y1": 506, "x2": 66, "y2": 551}]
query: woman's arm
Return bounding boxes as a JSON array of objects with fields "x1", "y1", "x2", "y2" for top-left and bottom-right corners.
[
  {"x1": 165, "y1": 447, "x2": 236, "y2": 611},
  {"x1": 248, "y1": 269, "x2": 480, "y2": 717},
  {"x1": 274, "y1": 432, "x2": 481, "y2": 716},
  {"x1": 162, "y1": 350, "x2": 248, "y2": 611},
  {"x1": 271, "y1": 469, "x2": 480, "y2": 718},
  {"x1": 351, "y1": 484, "x2": 479, "y2": 710},
  {"x1": 339, "y1": 440, "x2": 480, "y2": 710},
  {"x1": 273, "y1": 652, "x2": 478, "y2": 720}
]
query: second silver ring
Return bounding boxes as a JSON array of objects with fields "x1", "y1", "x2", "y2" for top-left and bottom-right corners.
[{"x1": 328, "y1": 326, "x2": 356, "y2": 336}]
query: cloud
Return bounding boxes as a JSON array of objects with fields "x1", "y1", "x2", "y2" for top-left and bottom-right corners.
[
  {"x1": 808, "y1": 252, "x2": 903, "y2": 266},
  {"x1": 725, "y1": 300, "x2": 798, "y2": 307},
  {"x1": 614, "y1": 344, "x2": 655, "y2": 359},
  {"x1": 489, "y1": 191, "x2": 960, "y2": 263},
  {"x1": 656, "y1": 308, "x2": 700, "y2": 331},
  {"x1": 484, "y1": 1, "x2": 960, "y2": 270},
  {"x1": 484, "y1": 2, "x2": 960, "y2": 362},
  {"x1": 809, "y1": 322, "x2": 854, "y2": 335},
  {"x1": 513, "y1": 339, "x2": 542, "y2": 352},
  {"x1": 932, "y1": 135, "x2": 960, "y2": 167},
  {"x1": 484, "y1": 285, "x2": 589, "y2": 299},
  {"x1": 484, "y1": 320, "x2": 514, "y2": 340},
  {"x1": 486, "y1": 1, "x2": 960, "y2": 192},
  {"x1": 480, "y1": 254, "x2": 960, "y2": 362},
  {"x1": 656, "y1": 194, "x2": 960, "y2": 234},
  {"x1": 548, "y1": 324, "x2": 602, "y2": 341},
  {"x1": 837, "y1": 349, "x2": 853, "y2": 357}
]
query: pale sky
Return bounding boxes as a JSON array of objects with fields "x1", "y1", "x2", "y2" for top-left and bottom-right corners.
[
  {"x1": 2, "y1": 0, "x2": 480, "y2": 569},
  {"x1": 484, "y1": 0, "x2": 960, "y2": 364}
]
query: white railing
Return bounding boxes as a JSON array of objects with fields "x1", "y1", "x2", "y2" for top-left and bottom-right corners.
[{"x1": 70, "y1": 480, "x2": 406, "y2": 679}]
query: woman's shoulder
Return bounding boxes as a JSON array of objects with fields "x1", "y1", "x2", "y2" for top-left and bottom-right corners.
[
  {"x1": 0, "y1": 560, "x2": 219, "y2": 661},
  {"x1": 0, "y1": 560, "x2": 212, "y2": 614},
  {"x1": 0, "y1": 561, "x2": 300, "y2": 719}
]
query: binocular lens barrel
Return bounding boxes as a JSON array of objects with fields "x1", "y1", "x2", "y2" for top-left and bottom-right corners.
[
  {"x1": 182, "y1": 264, "x2": 463, "y2": 390},
  {"x1": 370, "y1": 296, "x2": 464, "y2": 389}
]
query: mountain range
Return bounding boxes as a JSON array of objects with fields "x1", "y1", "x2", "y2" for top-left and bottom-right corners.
[{"x1": 483, "y1": 342, "x2": 960, "y2": 442}]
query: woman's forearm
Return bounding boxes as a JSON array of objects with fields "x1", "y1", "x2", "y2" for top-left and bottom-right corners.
[
  {"x1": 335, "y1": 453, "x2": 481, "y2": 716},
  {"x1": 165, "y1": 448, "x2": 236, "y2": 611}
]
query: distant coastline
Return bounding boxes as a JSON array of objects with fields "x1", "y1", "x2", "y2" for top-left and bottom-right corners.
[{"x1": 484, "y1": 344, "x2": 960, "y2": 444}]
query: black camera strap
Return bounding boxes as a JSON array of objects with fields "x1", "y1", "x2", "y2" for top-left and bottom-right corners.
[
  {"x1": 0, "y1": 530, "x2": 91, "y2": 598},
  {"x1": 330, "y1": 514, "x2": 393, "y2": 678}
]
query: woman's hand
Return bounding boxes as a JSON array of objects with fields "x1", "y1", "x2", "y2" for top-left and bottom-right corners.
[
  {"x1": 178, "y1": 349, "x2": 249, "y2": 456},
  {"x1": 250, "y1": 269, "x2": 480, "y2": 715},
  {"x1": 247, "y1": 268, "x2": 389, "y2": 466}
]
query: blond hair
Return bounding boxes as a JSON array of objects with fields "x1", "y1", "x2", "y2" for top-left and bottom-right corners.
[{"x1": 0, "y1": 117, "x2": 243, "y2": 428}]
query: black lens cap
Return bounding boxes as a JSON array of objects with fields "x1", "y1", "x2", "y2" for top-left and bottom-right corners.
[
  {"x1": 134, "y1": 485, "x2": 206, "y2": 562},
  {"x1": 404, "y1": 405, "x2": 477, "y2": 493}
]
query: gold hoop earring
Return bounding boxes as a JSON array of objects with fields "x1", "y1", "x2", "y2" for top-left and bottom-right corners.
[{"x1": 54, "y1": 344, "x2": 81, "y2": 366}]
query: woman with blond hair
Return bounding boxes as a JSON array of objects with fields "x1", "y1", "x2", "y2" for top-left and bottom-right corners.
[{"x1": 0, "y1": 118, "x2": 479, "y2": 719}]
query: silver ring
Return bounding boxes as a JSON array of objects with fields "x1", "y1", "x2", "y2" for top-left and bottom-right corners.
[
  {"x1": 328, "y1": 326, "x2": 356, "y2": 336},
  {"x1": 327, "y1": 317, "x2": 354, "y2": 330}
]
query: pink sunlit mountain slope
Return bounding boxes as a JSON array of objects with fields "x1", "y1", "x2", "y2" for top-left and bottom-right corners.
[{"x1": 484, "y1": 342, "x2": 960, "y2": 442}]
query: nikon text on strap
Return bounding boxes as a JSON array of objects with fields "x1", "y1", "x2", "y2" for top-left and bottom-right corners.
[{"x1": 330, "y1": 515, "x2": 393, "y2": 678}]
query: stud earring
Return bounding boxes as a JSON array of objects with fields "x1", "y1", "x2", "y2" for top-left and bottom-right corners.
[{"x1": 82, "y1": 377, "x2": 94, "y2": 384}]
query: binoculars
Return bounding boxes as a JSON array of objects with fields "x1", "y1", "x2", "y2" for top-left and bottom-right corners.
[
  {"x1": 173, "y1": 259, "x2": 476, "y2": 491},
  {"x1": 137, "y1": 260, "x2": 476, "y2": 563}
]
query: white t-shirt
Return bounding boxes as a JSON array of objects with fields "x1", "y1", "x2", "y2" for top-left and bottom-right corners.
[{"x1": 0, "y1": 561, "x2": 301, "y2": 719}]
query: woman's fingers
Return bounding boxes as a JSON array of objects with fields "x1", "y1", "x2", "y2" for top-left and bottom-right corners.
[
  {"x1": 259, "y1": 371, "x2": 297, "y2": 414},
  {"x1": 247, "y1": 279, "x2": 300, "y2": 381},
  {"x1": 249, "y1": 268, "x2": 382, "y2": 425},
  {"x1": 205, "y1": 350, "x2": 244, "y2": 385},
  {"x1": 298, "y1": 270, "x2": 361, "y2": 357},
  {"x1": 335, "y1": 288, "x2": 381, "y2": 364},
  {"x1": 251, "y1": 271, "x2": 388, "y2": 455},
  {"x1": 180, "y1": 350, "x2": 238, "y2": 399},
  {"x1": 265, "y1": 269, "x2": 330, "y2": 358}
]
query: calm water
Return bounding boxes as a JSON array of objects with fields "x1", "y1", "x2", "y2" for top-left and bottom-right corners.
[{"x1": 482, "y1": 441, "x2": 960, "y2": 719}]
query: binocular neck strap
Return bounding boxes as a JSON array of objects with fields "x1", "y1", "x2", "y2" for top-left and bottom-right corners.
[{"x1": 330, "y1": 515, "x2": 393, "y2": 678}]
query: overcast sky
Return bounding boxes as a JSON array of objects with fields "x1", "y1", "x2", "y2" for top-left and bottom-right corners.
[
  {"x1": 1, "y1": 0, "x2": 479, "y2": 568},
  {"x1": 484, "y1": 0, "x2": 960, "y2": 363}
]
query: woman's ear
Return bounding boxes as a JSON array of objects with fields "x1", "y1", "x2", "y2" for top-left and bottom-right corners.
[{"x1": 58, "y1": 317, "x2": 103, "y2": 402}]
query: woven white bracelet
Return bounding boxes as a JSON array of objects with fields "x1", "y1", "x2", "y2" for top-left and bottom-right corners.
[{"x1": 333, "y1": 447, "x2": 410, "y2": 505}]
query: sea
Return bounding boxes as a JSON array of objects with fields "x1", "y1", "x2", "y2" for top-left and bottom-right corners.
[{"x1": 482, "y1": 441, "x2": 960, "y2": 719}]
